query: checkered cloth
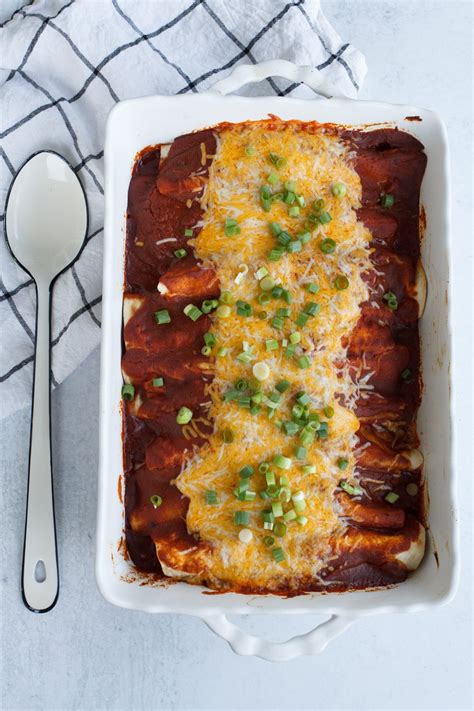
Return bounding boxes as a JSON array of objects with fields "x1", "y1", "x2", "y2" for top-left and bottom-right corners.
[{"x1": 0, "y1": 0, "x2": 366, "y2": 419}]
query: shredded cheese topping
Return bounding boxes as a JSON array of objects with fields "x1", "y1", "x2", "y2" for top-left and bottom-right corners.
[{"x1": 174, "y1": 121, "x2": 372, "y2": 590}]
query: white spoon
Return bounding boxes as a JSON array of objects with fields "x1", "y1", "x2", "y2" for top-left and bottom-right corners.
[{"x1": 5, "y1": 151, "x2": 88, "y2": 612}]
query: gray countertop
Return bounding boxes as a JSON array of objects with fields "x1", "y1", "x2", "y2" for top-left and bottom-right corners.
[{"x1": 1, "y1": 1, "x2": 472, "y2": 709}]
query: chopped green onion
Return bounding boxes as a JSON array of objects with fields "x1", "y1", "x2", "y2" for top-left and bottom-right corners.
[
  {"x1": 274, "y1": 521, "x2": 287, "y2": 537},
  {"x1": 324, "y1": 405, "x2": 335, "y2": 418},
  {"x1": 283, "y1": 509, "x2": 297, "y2": 523},
  {"x1": 257, "y1": 293, "x2": 271, "y2": 308},
  {"x1": 184, "y1": 228, "x2": 193, "y2": 237},
  {"x1": 272, "y1": 454, "x2": 292, "y2": 470},
  {"x1": 268, "y1": 247, "x2": 285, "y2": 262},
  {"x1": 277, "y1": 231, "x2": 292, "y2": 247},
  {"x1": 183, "y1": 304, "x2": 202, "y2": 321},
  {"x1": 313, "y1": 198, "x2": 325, "y2": 212},
  {"x1": 261, "y1": 185, "x2": 272, "y2": 200},
  {"x1": 259, "y1": 462, "x2": 269, "y2": 474},
  {"x1": 201, "y1": 299, "x2": 216, "y2": 313},
  {"x1": 216, "y1": 346, "x2": 228, "y2": 357},
  {"x1": 383, "y1": 291, "x2": 398, "y2": 311},
  {"x1": 265, "y1": 339, "x2": 279, "y2": 352},
  {"x1": 380, "y1": 192, "x2": 395, "y2": 208},
  {"x1": 306, "y1": 282, "x2": 319, "y2": 294},
  {"x1": 261, "y1": 198, "x2": 272, "y2": 212},
  {"x1": 296, "y1": 392, "x2": 311, "y2": 406},
  {"x1": 270, "y1": 222, "x2": 282, "y2": 236},
  {"x1": 331, "y1": 182, "x2": 347, "y2": 197},
  {"x1": 239, "y1": 465, "x2": 254, "y2": 479},
  {"x1": 263, "y1": 536, "x2": 275, "y2": 547},
  {"x1": 286, "y1": 240, "x2": 302, "y2": 253},
  {"x1": 174, "y1": 248, "x2": 187, "y2": 259},
  {"x1": 385, "y1": 491, "x2": 400, "y2": 504},
  {"x1": 176, "y1": 406, "x2": 193, "y2": 424},
  {"x1": 295, "y1": 311, "x2": 309, "y2": 328},
  {"x1": 401, "y1": 368, "x2": 412, "y2": 381},
  {"x1": 236, "y1": 300, "x2": 253, "y2": 317},
  {"x1": 272, "y1": 546, "x2": 285, "y2": 562},
  {"x1": 285, "y1": 344, "x2": 297, "y2": 357},
  {"x1": 318, "y1": 210, "x2": 332, "y2": 224},
  {"x1": 216, "y1": 304, "x2": 231, "y2": 318},
  {"x1": 272, "y1": 286, "x2": 283, "y2": 298},
  {"x1": 242, "y1": 491, "x2": 257, "y2": 502},
  {"x1": 234, "y1": 511, "x2": 251, "y2": 526},
  {"x1": 223, "y1": 389, "x2": 240, "y2": 402},
  {"x1": 271, "y1": 315, "x2": 284, "y2": 330},
  {"x1": 302, "y1": 464, "x2": 316, "y2": 474},
  {"x1": 295, "y1": 446, "x2": 307, "y2": 460},
  {"x1": 245, "y1": 145, "x2": 255, "y2": 156},
  {"x1": 239, "y1": 528, "x2": 254, "y2": 543},
  {"x1": 339, "y1": 480, "x2": 363, "y2": 496},
  {"x1": 268, "y1": 171, "x2": 279, "y2": 185},
  {"x1": 235, "y1": 378, "x2": 248, "y2": 391},
  {"x1": 260, "y1": 275, "x2": 275, "y2": 292},
  {"x1": 283, "y1": 421, "x2": 300, "y2": 436},
  {"x1": 333, "y1": 275, "x2": 349, "y2": 291},
  {"x1": 305, "y1": 302, "x2": 320, "y2": 316},
  {"x1": 298, "y1": 356, "x2": 311, "y2": 369},
  {"x1": 295, "y1": 194, "x2": 306, "y2": 207},
  {"x1": 220, "y1": 291, "x2": 233, "y2": 305},
  {"x1": 154, "y1": 309, "x2": 171, "y2": 325},
  {"x1": 121, "y1": 383, "x2": 135, "y2": 401},
  {"x1": 319, "y1": 238, "x2": 336, "y2": 254},
  {"x1": 287, "y1": 332, "x2": 299, "y2": 346},
  {"x1": 283, "y1": 191, "x2": 296, "y2": 205},
  {"x1": 205, "y1": 490, "x2": 218, "y2": 505},
  {"x1": 271, "y1": 501, "x2": 284, "y2": 518},
  {"x1": 150, "y1": 494, "x2": 162, "y2": 508},
  {"x1": 299, "y1": 429, "x2": 315, "y2": 446},
  {"x1": 288, "y1": 206, "x2": 300, "y2": 217},
  {"x1": 204, "y1": 332, "x2": 216, "y2": 348},
  {"x1": 276, "y1": 379, "x2": 291, "y2": 393},
  {"x1": 296, "y1": 515, "x2": 308, "y2": 526},
  {"x1": 338, "y1": 458, "x2": 349, "y2": 471},
  {"x1": 152, "y1": 377, "x2": 164, "y2": 388},
  {"x1": 256, "y1": 267, "x2": 269, "y2": 281},
  {"x1": 268, "y1": 152, "x2": 287, "y2": 169},
  {"x1": 265, "y1": 470, "x2": 276, "y2": 486},
  {"x1": 292, "y1": 492, "x2": 306, "y2": 513}
]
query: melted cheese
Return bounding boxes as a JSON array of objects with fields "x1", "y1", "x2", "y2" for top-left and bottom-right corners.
[{"x1": 174, "y1": 121, "x2": 373, "y2": 590}]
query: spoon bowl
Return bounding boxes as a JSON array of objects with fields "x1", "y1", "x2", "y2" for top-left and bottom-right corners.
[
  {"x1": 6, "y1": 151, "x2": 87, "y2": 281},
  {"x1": 5, "y1": 151, "x2": 88, "y2": 612}
]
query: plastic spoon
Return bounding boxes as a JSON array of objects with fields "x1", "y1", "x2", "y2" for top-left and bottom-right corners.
[{"x1": 5, "y1": 151, "x2": 88, "y2": 612}]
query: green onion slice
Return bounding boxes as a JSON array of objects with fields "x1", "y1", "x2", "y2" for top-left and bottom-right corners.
[
  {"x1": 121, "y1": 383, "x2": 135, "y2": 401},
  {"x1": 176, "y1": 406, "x2": 193, "y2": 424},
  {"x1": 154, "y1": 309, "x2": 171, "y2": 325}
]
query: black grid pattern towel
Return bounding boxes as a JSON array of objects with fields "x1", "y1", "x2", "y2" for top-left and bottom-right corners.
[{"x1": 0, "y1": 0, "x2": 366, "y2": 419}]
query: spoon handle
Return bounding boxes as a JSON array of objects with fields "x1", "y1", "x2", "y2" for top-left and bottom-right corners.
[{"x1": 22, "y1": 280, "x2": 59, "y2": 612}]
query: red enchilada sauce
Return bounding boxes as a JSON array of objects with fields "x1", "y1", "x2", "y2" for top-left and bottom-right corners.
[{"x1": 122, "y1": 123, "x2": 426, "y2": 591}]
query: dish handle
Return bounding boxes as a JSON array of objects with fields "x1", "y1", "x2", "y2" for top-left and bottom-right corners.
[
  {"x1": 203, "y1": 613, "x2": 355, "y2": 662},
  {"x1": 209, "y1": 59, "x2": 349, "y2": 99}
]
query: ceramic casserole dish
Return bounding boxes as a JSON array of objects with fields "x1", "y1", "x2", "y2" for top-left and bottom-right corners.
[{"x1": 96, "y1": 60, "x2": 458, "y2": 661}]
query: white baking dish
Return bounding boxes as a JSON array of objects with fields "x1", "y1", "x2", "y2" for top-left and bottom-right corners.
[{"x1": 96, "y1": 61, "x2": 458, "y2": 661}]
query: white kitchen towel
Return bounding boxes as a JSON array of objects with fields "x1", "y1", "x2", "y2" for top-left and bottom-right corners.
[{"x1": 0, "y1": 0, "x2": 366, "y2": 419}]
